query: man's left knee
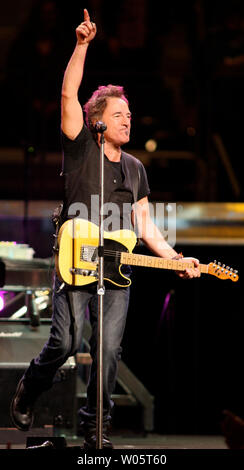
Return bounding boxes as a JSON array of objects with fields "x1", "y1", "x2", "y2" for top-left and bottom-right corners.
[{"x1": 103, "y1": 345, "x2": 122, "y2": 362}]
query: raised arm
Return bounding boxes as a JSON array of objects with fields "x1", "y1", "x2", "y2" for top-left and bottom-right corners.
[{"x1": 61, "y1": 9, "x2": 96, "y2": 139}]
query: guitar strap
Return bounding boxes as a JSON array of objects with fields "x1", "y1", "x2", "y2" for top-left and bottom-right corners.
[
  {"x1": 125, "y1": 153, "x2": 140, "y2": 203},
  {"x1": 132, "y1": 166, "x2": 141, "y2": 241},
  {"x1": 130, "y1": 156, "x2": 141, "y2": 241},
  {"x1": 132, "y1": 164, "x2": 140, "y2": 205},
  {"x1": 122, "y1": 151, "x2": 141, "y2": 241}
]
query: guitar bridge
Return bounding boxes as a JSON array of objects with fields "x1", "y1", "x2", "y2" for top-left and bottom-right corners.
[{"x1": 70, "y1": 268, "x2": 98, "y2": 278}]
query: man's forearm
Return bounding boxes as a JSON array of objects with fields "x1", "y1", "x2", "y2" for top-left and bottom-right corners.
[
  {"x1": 62, "y1": 43, "x2": 89, "y2": 98},
  {"x1": 132, "y1": 201, "x2": 178, "y2": 258},
  {"x1": 141, "y1": 220, "x2": 178, "y2": 259}
]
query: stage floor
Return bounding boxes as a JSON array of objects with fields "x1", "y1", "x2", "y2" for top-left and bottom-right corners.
[
  {"x1": 111, "y1": 433, "x2": 228, "y2": 449},
  {"x1": 0, "y1": 430, "x2": 228, "y2": 449}
]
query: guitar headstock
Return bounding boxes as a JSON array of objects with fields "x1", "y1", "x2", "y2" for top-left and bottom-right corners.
[{"x1": 208, "y1": 261, "x2": 239, "y2": 282}]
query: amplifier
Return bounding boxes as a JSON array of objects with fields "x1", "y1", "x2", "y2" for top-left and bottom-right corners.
[{"x1": 0, "y1": 321, "x2": 77, "y2": 432}]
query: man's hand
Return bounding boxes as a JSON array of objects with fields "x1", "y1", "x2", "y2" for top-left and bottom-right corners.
[
  {"x1": 76, "y1": 9, "x2": 97, "y2": 45},
  {"x1": 177, "y1": 257, "x2": 201, "y2": 279}
]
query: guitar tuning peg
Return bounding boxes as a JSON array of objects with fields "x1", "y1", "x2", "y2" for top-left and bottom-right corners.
[
  {"x1": 222, "y1": 264, "x2": 225, "y2": 268},
  {"x1": 230, "y1": 268, "x2": 233, "y2": 271},
  {"x1": 226, "y1": 266, "x2": 230, "y2": 270},
  {"x1": 214, "y1": 260, "x2": 217, "y2": 264},
  {"x1": 218, "y1": 261, "x2": 221, "y2": 265},
  {"x1": 234, "y1": 270, "x2": 238, "y2": 274}
]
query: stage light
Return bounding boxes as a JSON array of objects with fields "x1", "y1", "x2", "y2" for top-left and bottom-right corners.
[
  {"x1": 0, "y1": 294, "x2": 4, "y2": 311},
  {"x1": 145, "y1": 139, "x2": 157, "y2": 152}
]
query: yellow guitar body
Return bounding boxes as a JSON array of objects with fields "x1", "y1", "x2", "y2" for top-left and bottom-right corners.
[{"x1": 55, "y1": 218, "x2": 137, "y2": 287}]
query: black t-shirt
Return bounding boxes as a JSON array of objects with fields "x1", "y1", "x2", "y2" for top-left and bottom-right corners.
[{"x1": 61, "y1": 125, "x2": 150, "y2": 231}]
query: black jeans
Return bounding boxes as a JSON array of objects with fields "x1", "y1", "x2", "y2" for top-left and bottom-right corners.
[{"x1": 23, "y1": 274, "x2": 130, "y2": 428}]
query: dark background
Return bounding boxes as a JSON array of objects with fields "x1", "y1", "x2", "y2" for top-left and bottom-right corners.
[
  {"x1": 123, "y1": 243, "x2": 243, "y2": 434},
  {"x1": 0, "y1": 0, "x2": 243, "y2": 435},
  {"x1": 1, "y1": 0, "x2": 244, "y2": 201}
]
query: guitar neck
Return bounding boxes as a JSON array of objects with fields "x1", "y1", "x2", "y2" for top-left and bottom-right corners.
[{"x1": 120, "y1": 252, "x2": 209, "y2": 273}]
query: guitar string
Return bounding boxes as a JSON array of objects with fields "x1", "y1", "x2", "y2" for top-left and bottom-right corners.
[
  {"x1": 82, "y1": 248, "x2": 228, "y2": 268},
  {"x1": 81, "y1": 250, "x2": 231, "y2": 273},
  {"x1": 82, "y1": 247, "x2": 195, "y2": 266},
  {"x1": 82, "y1": 247, "x2": 173, "y2": 260},
  {"x1": 78, "y1": 247, "x2": 235, "y2": 276},
  {"x1": 83, "y1": 246, "x2": 175, "y2": 258}
]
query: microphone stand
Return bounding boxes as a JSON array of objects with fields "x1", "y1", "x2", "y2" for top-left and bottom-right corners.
[{"x1": 96, "y1": 127, "x2": 106, "y2": 449}]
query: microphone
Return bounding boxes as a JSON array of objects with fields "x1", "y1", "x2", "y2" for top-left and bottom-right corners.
[{"x1": 94, "y1": 121, "x2": 107, "y2": 133}]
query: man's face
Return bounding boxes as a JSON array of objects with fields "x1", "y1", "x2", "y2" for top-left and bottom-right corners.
[{"x1": 101, "y1": 97, "x2": 131, "y2": 146}]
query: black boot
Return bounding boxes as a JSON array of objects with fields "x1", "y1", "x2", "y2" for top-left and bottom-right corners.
[
  {"x1": 10, "y1": 378, "x2": 36, "y2": 431},
  {"x1": 83, "y1": 427, "x2": 113, "y2": 449}
]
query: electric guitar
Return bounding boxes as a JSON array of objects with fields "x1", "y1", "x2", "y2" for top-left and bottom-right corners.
[{"x1": 55, "y1": 218, "x2": 239, "y2": 287}]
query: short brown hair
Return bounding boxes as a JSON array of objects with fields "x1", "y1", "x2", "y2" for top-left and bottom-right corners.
[{"x1": 83, "y1": 84, "x2": 128, "y2": 131}]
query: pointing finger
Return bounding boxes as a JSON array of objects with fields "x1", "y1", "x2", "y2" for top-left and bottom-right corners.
[{"x1": 84, "y1": 8, "x2": 90, "y2": 22}]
